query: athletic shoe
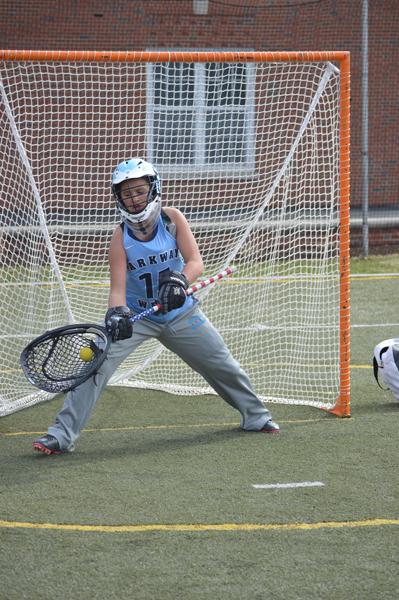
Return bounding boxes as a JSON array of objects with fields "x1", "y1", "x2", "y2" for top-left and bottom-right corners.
[
  {"x1": 260, "y1": 419, "x2": 280, "y2": 434},
  {"x1": 32, "y1": 434, "x2": 73, "y2": 455}
]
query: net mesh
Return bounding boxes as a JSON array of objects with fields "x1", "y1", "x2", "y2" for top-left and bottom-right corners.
[{"x1": 0, "y1": 57, "x2": 342, "y2": 415}]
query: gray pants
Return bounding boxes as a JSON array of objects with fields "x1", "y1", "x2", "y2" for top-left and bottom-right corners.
[{"x1": 49, "y1": 304, "x2": 272, "y2": 450}]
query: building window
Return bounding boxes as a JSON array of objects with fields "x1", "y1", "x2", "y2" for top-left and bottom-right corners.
[{"x1": 147, "y1": 60, "x2": 255, "y2": 175}]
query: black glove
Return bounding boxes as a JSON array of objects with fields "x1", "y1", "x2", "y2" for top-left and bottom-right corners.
[
  {"x1": 105, "y1": 306, "x2": 133, "y2": 342},
  {"x1": 158, "y1": 270, "x2": 189, "y2": 314}
]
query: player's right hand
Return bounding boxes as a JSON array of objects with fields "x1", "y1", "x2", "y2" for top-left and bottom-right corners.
[{"x1": 105, "y1": 306, "x2": 133, "y2": 341}]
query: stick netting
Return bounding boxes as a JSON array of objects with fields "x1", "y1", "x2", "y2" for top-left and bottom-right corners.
[{"x1": 0, "y1": 57, "x2": 341, "y2": 416}]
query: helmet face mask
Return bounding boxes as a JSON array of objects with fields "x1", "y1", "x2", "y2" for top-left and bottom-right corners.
[{"x1": 112, "y1": 158, "x2": 161, "y2": 237}]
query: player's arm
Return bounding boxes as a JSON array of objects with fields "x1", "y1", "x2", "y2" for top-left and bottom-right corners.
[
  {"x1": 108, "y1": 225, "x2": 127, "y2": 307},
  {"x1": 106, "y1": 225, "x2": 132, "y2": 341},
  {"x1": 156, "y1": 208, "x2": 203, "y2": 313},
  {"x1": 163, "y1": 207, "x2": 204, "y2": 283}
]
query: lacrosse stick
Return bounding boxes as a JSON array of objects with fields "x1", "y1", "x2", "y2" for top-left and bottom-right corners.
[{"x1": 20, "y1": 266, "x2": 236, "y2": 393}]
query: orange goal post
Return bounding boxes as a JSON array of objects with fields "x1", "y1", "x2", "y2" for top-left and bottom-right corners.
[{"x1": 0, "y1": 50, "x2": 350, "y2": 417}]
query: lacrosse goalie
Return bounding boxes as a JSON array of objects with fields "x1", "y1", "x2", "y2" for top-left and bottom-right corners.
[{"x1": 32, "y1": 157, "x2": 280, "y2": 455}]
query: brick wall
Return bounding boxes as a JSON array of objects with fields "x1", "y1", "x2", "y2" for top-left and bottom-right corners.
[{"x1": 0, "y1": 0, "x2": 398, "y2": 254}]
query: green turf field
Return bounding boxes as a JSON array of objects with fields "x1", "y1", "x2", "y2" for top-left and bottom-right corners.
[{"x1": 1, "y1": 255, "x2": 399, "y2": 599}]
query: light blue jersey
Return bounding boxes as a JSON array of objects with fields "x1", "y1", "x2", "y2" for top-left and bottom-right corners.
[{"x1": 122, "y1": 214, "x2": 194, "y2": 323}]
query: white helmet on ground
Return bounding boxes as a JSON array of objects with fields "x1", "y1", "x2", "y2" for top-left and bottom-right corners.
[
  {"x1": 373, "y1": 338, "x2": 399, "y2": 401},
  {"x1": 111, "y1": 158, "x2": 161, "y2": 236}
]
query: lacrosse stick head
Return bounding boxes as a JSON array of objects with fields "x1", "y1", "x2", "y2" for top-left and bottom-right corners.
[{"x1": 20, "y1": 324, "x2": 111, "y2": 394}]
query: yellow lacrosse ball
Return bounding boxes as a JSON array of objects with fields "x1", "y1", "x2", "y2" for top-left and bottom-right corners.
[{"x1": 79, "y1": 346, "x2": 95, "y2": 362}]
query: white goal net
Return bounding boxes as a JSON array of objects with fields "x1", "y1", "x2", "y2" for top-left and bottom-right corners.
[{"x1": 0, "y1": 52, "x2": 349, "y2": 416}]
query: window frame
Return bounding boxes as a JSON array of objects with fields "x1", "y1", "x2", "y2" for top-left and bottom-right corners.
[{"x1": 146, "y1": 52, "x2": 256, "y2": 177}]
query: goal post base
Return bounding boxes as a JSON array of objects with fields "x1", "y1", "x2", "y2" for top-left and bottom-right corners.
[{"x1": 325, "y1": 399, "x2": 351, "y2": 418}]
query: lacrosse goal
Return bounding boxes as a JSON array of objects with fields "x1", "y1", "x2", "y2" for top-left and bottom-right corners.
[{"x1": 0, "y1": 50, "x2": 350, "y2": 417}]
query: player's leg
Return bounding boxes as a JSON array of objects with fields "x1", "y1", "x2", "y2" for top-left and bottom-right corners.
[
  {"x1": 34, "y1": 318, "x2": 162, "y2": 453},
  {"x1": 160, "y1": 305, "x2": 278, "y2": 432}
]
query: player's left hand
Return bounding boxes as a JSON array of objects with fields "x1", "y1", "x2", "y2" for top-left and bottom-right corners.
[{"x1": 158, "y1": 270, "x2": 189, "y2": 313}]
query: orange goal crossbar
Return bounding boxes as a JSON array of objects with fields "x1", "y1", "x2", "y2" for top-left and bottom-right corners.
[
  {"x1": 0, "y1": 49, "x2": 351, "y2": 416},
  {"x1": 0, "y1": 49, "x2": 350, "y2": 64}
]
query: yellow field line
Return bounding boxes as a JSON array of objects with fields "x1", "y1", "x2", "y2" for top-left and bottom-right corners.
[
  {"x1": 0, "y1": 518, "x2": 397, "y2": 534},
  {"x1": 351, "y1": 274, "x2": 399, "y2": 281},
  {"x1": 1, "y1": 417, "x2": 342, "y2": 437},
  {"x1": 3, "y1": 273, "x2": 398, "y2": 291}
]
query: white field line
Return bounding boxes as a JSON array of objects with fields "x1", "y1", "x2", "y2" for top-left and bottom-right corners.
[
  {"x1": 252, "y1": 482, "x2": 325, "y2": 490},
  {"x1": 351, "y1": 323, "x2": 399, "y2": 328},
  {"x1": 218, "y1": 323, "x2": 399, "y2": 334}
]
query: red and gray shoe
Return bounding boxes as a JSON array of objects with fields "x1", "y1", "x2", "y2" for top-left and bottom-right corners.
[
  {"x1": 32, "y1": 434, "x2": 73, "y2": 455},
  {"x1": 259, "y1": 419, "x2": 280, "y2": 434}
]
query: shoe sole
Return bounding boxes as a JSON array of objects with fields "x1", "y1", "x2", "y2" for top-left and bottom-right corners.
[{"x1": 32, "y1": 442, "x2": 63, "y2": 455}]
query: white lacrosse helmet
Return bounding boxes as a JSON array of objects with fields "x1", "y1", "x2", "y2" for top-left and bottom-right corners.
[
  {"x1": 373, "y1": 338, "x2": 399, "y2": 401},
  {"x1": 111, "y1": 158, "x2": 161, "y2": 235}
]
